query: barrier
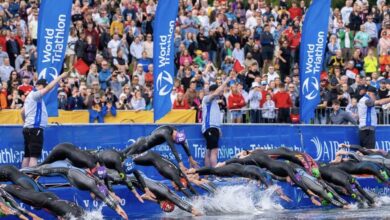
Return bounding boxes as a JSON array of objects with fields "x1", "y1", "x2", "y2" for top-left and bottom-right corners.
[
  {"x1": 1, "y1": 124, "x2": 389, "y2": 179},
  {"x1": 0, "y1": 109, "x2": 196, "y2": 124}
]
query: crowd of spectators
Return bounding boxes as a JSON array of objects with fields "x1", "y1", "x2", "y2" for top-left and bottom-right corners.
[{"x1": 0, "y1": 0, "x2": 389, "y2": 124}]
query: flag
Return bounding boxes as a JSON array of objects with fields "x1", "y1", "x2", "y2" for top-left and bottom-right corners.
[
  {"x1": 153, "y1": 0, "x2": 179, "y2": 122},
  {"x1": 37, "y1": 0, "x2": 72, "y2": 117},
  {"x1": 73, "y1": 58, "x2": 89, "y2": 75},
  {"x1": 299, "y1": 0, "x2": 331, "y2": 123},
  {"x1": 233, "y1": 59, "x2": 245, "y2": 73}
]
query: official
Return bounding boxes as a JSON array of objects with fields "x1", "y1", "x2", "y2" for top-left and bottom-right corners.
[
  {"x1": 21, "y1": 72, "x2": 69, "y2": 168},
  {"x1": 202, "y1": 76, "x2": 231, "y2": 167},
  {"x1": 358, "y1": 86, "x2": 390, "y2": 149}
]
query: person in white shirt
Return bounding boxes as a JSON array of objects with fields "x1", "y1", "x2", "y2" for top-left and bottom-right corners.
[
  {"x1": 107, "y1": 33, "x2": 122, "y2": 58},
  {"x1": 0, "y1": 58, "x2": 14, "y2": 83},
  {"x1": 130, "y1": 36, "x2": 144, "y2": 63},
  {"x1": 21, "y1": 72, "x2": 69, "y2": 167},
  {"x1": 248, "y1": 82, "x2": 262, "y2": 123},
  {"x1": 266, "y1": 66, "x2": 280, "y2": 84},
  {"x1": 262, "y1": 93, "x2": 276, "y2": 123},
  {"x1": 363, "y1": 15, "x2": 378, "y2": 47},
  {"x1": 340, "y1": 0, "x2": 353, "y2": 25},
  {"x1": 143, "y1": 34, "x2": 153, "y2": 59},
  {"x1": 232, "y1": 43, "x2": 245, "y2": 65}
]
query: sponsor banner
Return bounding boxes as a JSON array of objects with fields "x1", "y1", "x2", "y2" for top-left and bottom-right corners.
[
  {"x1": 299, "y1": 0, "x2": 331, "y2": 123},
  {"x1": 1, "y1": 124, "x2": 389, "y2": 179},
  {"x1": 37, "y1": 0, "x2": 72, "y2": 116},
  {"x1": 0, "y1": 110, "x2": 196, "y2": 124},
  {"x1": 153, "y1": 0, "x2": 179, "y2": 122}
]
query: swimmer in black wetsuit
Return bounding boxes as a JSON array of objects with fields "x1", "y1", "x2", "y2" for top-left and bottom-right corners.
[
  {"x1": 0, "y1": 165, "x2": 45, "y2": 192},
  {"x1": 21, "y1": 161, "x2": 128, "y2": 220},
  {"x1": 329, "y1": 159, "x2": 390, "y2": 184},
  {"x1": 187, "y1": 163, "x2": 291, "y2": 202},
  {"x1": 1, "y1": 184, "x2": 84, "y2": 219},
  {"x1": 319, "y1": 164, "x2": 375, "y2": 205},
  {"x1": 218, "y1": 149, "x2": 335, "y2": 206},
  {"x1": 264, "y1": 147, "x2": 320, "y2": 178},
  {"x1": 131, "y1": 151, "x2": 199, "y2": 198},
  {"x1": 339, "y1": 144, "x2": 390, "y2": 158},
  {"x1": 107, "y1": 169, "x2": 202, "y2": 216},
  {"x1": 122, "y1": 125, "x2": 198, "y2": 170},
  {"x1": 0, "y1": 187, "x2": 41, "y2": 220},
  {"x1": 336, "y1": 147, "x2": 390, "y2": 170},
  {"x1": 39, "y1": 143, "x2": 102, "y2": 175}
]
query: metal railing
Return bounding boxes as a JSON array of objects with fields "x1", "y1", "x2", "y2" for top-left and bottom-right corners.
[{"x1": 222, "y1": 107, "x2": 390, "y2": 125}]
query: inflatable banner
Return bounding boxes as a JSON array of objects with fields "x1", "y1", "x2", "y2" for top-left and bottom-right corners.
[{"x1": 37, "y1": 0, "x2": 72, "y2": 116}]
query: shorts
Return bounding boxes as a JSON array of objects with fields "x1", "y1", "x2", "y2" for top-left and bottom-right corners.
[
  {"x1": 261, "y1": 47, "x2": 274, "y2": 60},
  {"x1": 203, "y1": 127, "x2": 220, "y2": 150},
  {"x1": 23, "y1": 128, "x2": 44, "y2": 158}
]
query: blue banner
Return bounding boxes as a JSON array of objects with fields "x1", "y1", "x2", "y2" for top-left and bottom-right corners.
[
  {"x1": 153, "y1": 0, "x2": 178, "y2": 122},
  {"x1": 37, "y1": 0, "x2": 72, "y2": 117},
  {"x1": 299, "y1": 0, "x2": 330, "y2": 123},
  {"x1": 1, "y1": 124, "x2": 390, "y2": 178}
]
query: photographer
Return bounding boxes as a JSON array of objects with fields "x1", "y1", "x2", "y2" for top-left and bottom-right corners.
[
  {"x1": 88, "y1": 93, "x2": 117, "y2": 123},
  {"x1": 116, "y1": 93, "x2": 132, "y2": 110}
]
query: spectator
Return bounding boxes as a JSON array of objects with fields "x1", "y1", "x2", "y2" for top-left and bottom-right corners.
[
  {"x1": 67, "y1": 87, "x2": 84, "y2": 110},
  {"x1": 262, "y1": 93, "x2": 276, "y2": 123},
  {"x1": 248, "y1": 82, "x2": 262, "y2": 123},
  {"x1": 349, "y1": 4, "x2": 363, "y2": 33},
  {"x1": 18, "y1": 75, "x2": 32, "y2": 95},
  {"x1": 0, "y1": 58, "x2": 14, "y2": 83},
  {"x1": 130, "y1": 36, "x2": 144, "y2": 66},
  {"x1": 86, "y1": 63, "x2": 99, "y2": 88},
  {"x1": 98, "y1": 60, "x2": 111, "y2": 91},
  {"x1": 0, "y1": 45, "x2": 9, "y2": 66},
  {"x1": 378, "y1": 80, "x2": 389, "y2": 99},
  {"x1": 58, "y1": 91, "x2": 68, "y2": 110},
  {"x1": 354, "y1": 25, "x2": 370, "y2": 56},
  {"x1": 338, "y1": 25, "x2": 353, "y2": 61},
  {"x1": 346, "y1": 97, "x2": 359, "y2": 121},
  {"x1": 108, "y1": 33, "x2": 121, "y2": 58},
  {"x1": 133, "y1": 64, "x2": 146, "y2": 87},
  {"x1": 266, "y1": 66, "x2": 279, "y2": 84},
  {"x1": 110, "y1": 15, "x2": 124, "y2": 37},
  {"x1": 232, "y1": 42, "x2": 245, "y2": 64},
  {"x1": 84, "y1": 36, "x2": 97, "y2": 65},
  {"x1": 131, "y1": 89, "x2": 146, "y2": 111},
  {"x1": 173, "y1": 92, "x2": 190, "y2": 110},
  {"x1": 9, "y1": 89, "x2": 23, "y2": 109},
  {"x1": 228, "y1": 83, "x2": 246, "y2": 123},
  {"x1": 276, "y1": 41, "x2": 291, "y2": 81},
  {"x1": 363, "y1": 48, "x2": 378, "y2": 77},
  {"x1": 260, "y1": 24, "x2": 274, "y2": 73},
  {"x1": 116, "y1": 93, "x2": 132, "y2": 110},
  {"x1": 364, "y1": 15, "x2": 378, "y2": 48},
  {"x1": 138, "y1": 51, "x2": 152, "y2": 73},
  {"x1": 273, "y1": 83, "x2": 292, "y2": 123},
  {"x1": 330, "y1": 100, "x2": 357, "y2": 125},
  {"x1": 89, "y1": 93, "x2": 116, "y2": 123}
]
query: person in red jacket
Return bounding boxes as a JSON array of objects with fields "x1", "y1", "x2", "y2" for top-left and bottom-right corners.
[
  {"x1": 273, "y1": 83, "x2": 292, "y2": 123},
  {"x1": 228, "y1": 83, "x2": 246, "y2": 123},
  {"x1": 288, "y1": 1, "x2": 303, "y2": 21},
  {"x1": 173, "y1": 92, "x2": 190, "y2": 109}
]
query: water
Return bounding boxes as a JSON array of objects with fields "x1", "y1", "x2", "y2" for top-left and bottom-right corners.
[{"x1": 80, "y1": 187, "x2": 390, "y2": 220}]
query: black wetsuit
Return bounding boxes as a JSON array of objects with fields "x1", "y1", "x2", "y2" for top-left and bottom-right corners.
[
  {"x1": 195, "y1": 163, "x2": 274, "y2": 187},
  {"x1": 329, "y1": 160, "x2": 390, "y2": 183},
  {"x1": 108, "y1": 170, "x2": 194, "y2": 214},
  {"x1": 3, "y1": 184, "x2": 84, "y2": 219},
  {"x1": 21, "y1": 161, "x2": 118, "y2": 211},
  {"x1": 122, "y1": 125, "x2": 192, "y2": 164},
  {"x1": 288, "y1": 163, "x2": 347, "y2": 207},
  {"x1": 319, "y1": 165, "x2": 375, "y2": 204},
  {"x1": 40, "y1": 143, "x2": 98, "y2": 169},
  {"x1": 0, "y1": 165, "x2": 45, "y2": 192},
  {"x1": 132, "y1": 151, "x2": 198, "y2": 198},
  {"x1": 0, "y1": 188, "x2": 31, "y2": 218},
  {"x1": 264, "y1": 147, "x2": 319, "y2": 176},
  {"x1": 348, "y1": 145, "x2": 390, "y2": 159},
  {"x1": 342, "y1": 151, "x2": 390, "y2": 170},
  {"x1": 224, "y1": 150, "x2": 305, "y2": 188}
]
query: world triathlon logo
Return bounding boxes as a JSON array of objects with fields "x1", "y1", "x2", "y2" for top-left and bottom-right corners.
[
  {"x1": 39, "y1": 67, "x2": 59, "y2": 81},
  {"x1": 156, "y1": 70, "x2": 173, "y2": 96},
  {"x1": 310, "y1": 137, "x2": 322, "y2": 161},
  {"x1": 302, "y1": 77, "x2": 319, "y2": 100}
]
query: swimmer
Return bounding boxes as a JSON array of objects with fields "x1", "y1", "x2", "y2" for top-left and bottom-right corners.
[
  {"x1": 122, "y1": 125, "x2": 199, "y2": 171},
  {"x1": 21, "y1": 161, "x2": 128, "y2": 220},
  {"x1": 1, "y1": 184, "x2": 83, "y2": 219},
  {"x1": 187, "y1": 163, "x2": 291, "y2": 202}
]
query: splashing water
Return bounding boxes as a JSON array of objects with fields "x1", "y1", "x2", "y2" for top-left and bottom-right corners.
[
  {"x1": 69, "y1": 205, "x2": 104, "y2": 220},
  {"x1": 190, "y1": 183, "x2": 283, "y2": 215}
]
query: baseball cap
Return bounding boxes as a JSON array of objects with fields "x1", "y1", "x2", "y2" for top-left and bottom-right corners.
[
  {"x1": 367, "y1": 86, "x2": 377, "y2": 94},
  {"x1": 251, "y1": 82, "x2": 260, "y2": 88},
  {"x1": 261, "y1": 81, "x2": 267, "y2": 86},
  {"x1": 36, "y1": 79, "x2": 47, "y2": 87}
]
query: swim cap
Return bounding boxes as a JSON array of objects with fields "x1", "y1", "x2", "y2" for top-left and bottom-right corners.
[
  {"x1": 174, "y1": 130, "x2": 186, "y2": 144},
  {"x1": 351, "y1": 193, "x2": 357, "y2": 199},
  {"x1": 95, "y1": 166, "x2": 107, "y2": 179},
  {"x1": 160, "y1": 200, "x2": 175, "y2": 212},
  {"x1": 381, "y1": 170, "x2": 389, "y2": 180},
  {"x1": 123, "y1": 157, "x2": 135, "y2": 174},
  {"x1": 180, "y1": 177, "x2": 188, "y2": 188},
  {"x1": 311, "y1": 168, "x2": 320, "y2": 178},
  {"x1": 327, "y1": 192, "x2": 333, "y2": 199},
  {"x1": 321, "y1": 200, "x2": 329, "y2": 206},
  {"x1": 98, "y1": 184, "x2": 108, "y2": 197}
]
